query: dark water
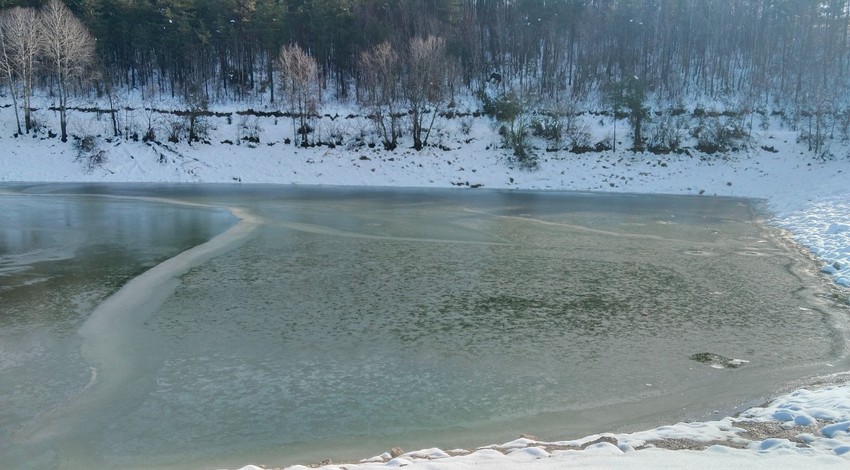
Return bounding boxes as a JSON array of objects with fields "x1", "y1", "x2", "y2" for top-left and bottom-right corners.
[{"x1": 1, "y1": 183, "x2": 847, "y2": 469}]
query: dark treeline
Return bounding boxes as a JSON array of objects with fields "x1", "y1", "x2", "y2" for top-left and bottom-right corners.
[{"x1": 2, "y1": 0, "x2": 848, "y2": 110}]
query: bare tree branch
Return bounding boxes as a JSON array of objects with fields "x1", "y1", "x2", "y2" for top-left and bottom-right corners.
[
  {"x1": 0, "y1": 7, "x2": 39, "y2": 135},
  {"x1": 359, "y1": 41, "x2": 401, "y2": 150},
  {"x1": 278, "y1": 43, "x2": 320, "y2": 146},
  {"x1": 39, "y1": 0, "x2": 95, "y2": 142},
  {"x1": 405, "y1": 35, "x2": 448, "y2": 150}
]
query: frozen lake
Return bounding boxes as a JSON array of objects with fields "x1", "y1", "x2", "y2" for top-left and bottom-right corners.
[{"x1": 1, "y1": 183, "x2": 848, "y2": 469}]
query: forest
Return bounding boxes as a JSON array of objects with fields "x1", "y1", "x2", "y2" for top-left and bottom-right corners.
[{"x1": 1, "y1": 0, "x2": 850, "y2": 157}]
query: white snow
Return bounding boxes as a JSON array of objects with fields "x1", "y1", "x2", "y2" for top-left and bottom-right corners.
[{"x1": 1, "y1": 98, "x2": 850, "y2": 469}]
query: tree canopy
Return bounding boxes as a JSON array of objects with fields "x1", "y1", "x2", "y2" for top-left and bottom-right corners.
[{"x1": 0, "y1": 0, "x2": 846, "y2": 111}]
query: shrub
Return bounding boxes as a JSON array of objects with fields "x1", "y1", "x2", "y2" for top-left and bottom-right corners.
[
  {"x1": 142, "y1": 127, "x2": 155, "y2": 142},
  {"x1": 186, "y1": 113, "x2": 211, "y2": 144},
  {"x1": 459, "y1": 116, "x2": 473, "y2": 135},
  {"x1": 239, "y1": 115, "x2": 262, "y2": 144},
  {"x1": 480, "y1": 89, "x2": 522, "y2": 121},
  {"x1": 531, "y1": 116, "x2": 564, "y2": 144},
  {"x1": 483, "y1": 90, "x2": 536, "y2": 167},
  {"x1": 563, "y1": 113, "x2": 592, "y2": 150},
  {"x1": 647, "y1": 114, "x2": 688, "y2": 153},
  {"x1": 166, "y1": 116, "x2": 186, "y2": 143},
  {"x1": 74, "y1": 135, "x2": 106, "y2": 173},
  {"x1": 692, "y1": 115, "x2": 750, "y2": 154},
  {"x1": 76, "y1": 134, "x2": 98, "y2": 153},
  {"x1": 500, "y1": 119, "x2": 536, "y2": 168}
]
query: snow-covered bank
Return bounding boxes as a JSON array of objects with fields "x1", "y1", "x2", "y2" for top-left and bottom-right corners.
[{"x1": 2, "y1": 103, "x2": 850, "y2": 470}]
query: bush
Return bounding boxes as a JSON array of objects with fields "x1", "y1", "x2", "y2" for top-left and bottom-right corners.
[
  {"x1": 692, "y1": 115, "x2": 750, "y2": 153},
  {"x1": 459, "y1": 116, "x2": 473, "y2": 135},
  {"x1": 297, "y1": 123, "x2": 314, "y2": 136},
  {"x1": 797, "y1": 109, "x2": 834, "y2": 160},
  {"x1": 167, "y1": 116, "x2": 186, "y2": 143},
  {"x1": 563, "y1": 114, "x2": 592, "y2": 150},
  {"x1": 481, "y1": 89, "x2": 523, "y2": 122},
  {"x1": 239, "y1": 115, "x2": 262, "y2": 144},
  {"x1": 187, "y1": 114, "x2": 211, "y2": 143},
  {"x1": 480, "y1": 88, "x2": 538, "y2": 167},
  {"x1": 320, "y1": 120, "x2": 344, "y2": 145},
  {"x1": 531, "y1": 116, "x2": 564, "y2": 144},
  {"x1": 500, "y1": 120, "x2": 536, "y2": 168},
  {"x1": 647, "y1": 114, "x2": 688, "y2": 153},
  {"x1": 185, "y1": 86, "x2": 211, "y2": 144},
  {"x1": 76, "y1": 135, "x2": 98, "y2": 153},
  {"x1": 142, "y1": 128, "x2": 155, "y2": 142},
  {"x1": 74, "y1": 135, "x2": 106, "y2": 173}
]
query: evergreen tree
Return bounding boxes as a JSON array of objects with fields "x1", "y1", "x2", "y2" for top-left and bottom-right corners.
[{"x1": 605, "y1": 77, "x2": 649, "y2": 151}]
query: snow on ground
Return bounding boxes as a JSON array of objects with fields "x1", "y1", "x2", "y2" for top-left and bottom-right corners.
[{"x1": 1, "y1": 99, "x2": 850, "y2": 469}]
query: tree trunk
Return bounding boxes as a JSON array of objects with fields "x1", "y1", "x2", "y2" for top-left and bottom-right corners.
[
  {"x1": 422, "y1": 103, "x2": 440, "y2": 148},
  {"x1": 59, "y1": 71, "x2": 68, "y2": 142},
  {"x1": 633, "y1": 114, "x2": 643, "y2": 150},
  {"x1": 4, "y1": 73, "x2": 22, "y2": 134},
  {"x1": 412, "y1": 107, "x2": 422, "y2": 150},
  {"x1": 10, "y1": 86, "x2": 22, "y2": 135}
]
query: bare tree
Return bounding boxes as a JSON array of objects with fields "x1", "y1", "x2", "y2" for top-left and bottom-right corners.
[
  {"x1": 277, "y1": 43, "x2": 320, "y2": 146},
  {"x1": 359, "y1": 42, "x2": 401, "y2": 150},
  {"x1": 405, "y1": 35, "x2": 449, "y2": 150},
  {"x1": 0, "y1": 7, "x2": 39, "y2": 135},
  {"x1": 0, "y1": 12, "x2": 21, "y2": 135},
  {"x1": 39, "y1": 0, "x2": 95, "y2": 142}
]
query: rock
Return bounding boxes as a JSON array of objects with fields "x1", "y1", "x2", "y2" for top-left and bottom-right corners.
[
  {"x1": 390, "y1": 447, "x2": 405, "y2": 458},
  {"x1": 690, "y1": 352, "x2": 749, "y2": 368}
]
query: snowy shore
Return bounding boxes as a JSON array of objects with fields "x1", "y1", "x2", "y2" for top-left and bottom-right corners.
[{"x1": 2, "y1": 106, "x2": 850, "y2": 469}]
